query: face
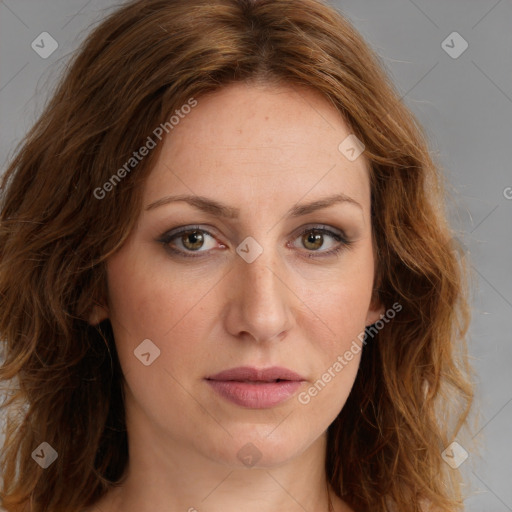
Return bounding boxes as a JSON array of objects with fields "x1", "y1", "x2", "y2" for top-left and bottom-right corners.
[{"x1": 93, "y1": 82, "x2": 383, "y2": 468}]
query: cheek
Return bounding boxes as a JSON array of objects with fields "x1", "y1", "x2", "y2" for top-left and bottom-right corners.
[
  {"x1": 302, "y1": 249, "x2": 375, "y2": 344},
  {"x1": 104, "y1": 248, "x2": 222, "y2": 385},
  {"x1": 295, "y1": 280, "x2": 369, "y2": 418},
  {"x1": 295, "y1": 247, "x2": 374, "y2": 409},
  {"x1": 302, "y1": 286, "x2": 366, "y2": 396},
  {"x1": 105, "y1": 244, "x2": 218, "y2": 339}
]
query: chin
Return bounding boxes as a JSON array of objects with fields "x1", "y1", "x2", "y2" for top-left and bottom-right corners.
[{"x1": 202, "y1": 422, "x2": 320, "y2": 469}]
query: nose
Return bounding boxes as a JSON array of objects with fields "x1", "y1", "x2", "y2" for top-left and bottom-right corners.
[{"x1": 223, "y1": 244, "x2": 295, "y2": 343}]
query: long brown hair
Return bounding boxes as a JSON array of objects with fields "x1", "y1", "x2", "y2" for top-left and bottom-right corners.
[{"x1": 0, "y1": 0, "x2": 474, "y2": 510}]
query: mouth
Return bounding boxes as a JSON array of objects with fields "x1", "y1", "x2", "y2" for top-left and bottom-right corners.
[{"x1": 205, "y1": 366, "x2": 306, "y2": 409}]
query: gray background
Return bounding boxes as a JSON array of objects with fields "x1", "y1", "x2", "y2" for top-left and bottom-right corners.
[{"x1": 1, "y1": 1, "x2": 511, "y2": 510}]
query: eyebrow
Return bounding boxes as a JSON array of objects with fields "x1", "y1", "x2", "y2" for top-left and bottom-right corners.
[{"x1": 145, "y1": 192, "x2": 362, "y2": 217}]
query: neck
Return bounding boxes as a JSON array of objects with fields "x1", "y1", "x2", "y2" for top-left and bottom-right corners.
[{"x1": 99, "y1": 412, "x2": 334, "y2": 512}]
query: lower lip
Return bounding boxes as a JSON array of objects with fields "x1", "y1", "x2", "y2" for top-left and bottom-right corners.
[{"x1": 206, "y1": 380, "x2": 302, "y2": 408}]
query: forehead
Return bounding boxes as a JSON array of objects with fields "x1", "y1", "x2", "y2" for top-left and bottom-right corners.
[{"x1": 144, "y1": 82, "x2": 370, "y2": 215}]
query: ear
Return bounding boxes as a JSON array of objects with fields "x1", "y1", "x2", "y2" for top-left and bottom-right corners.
[
  {"x1": 88, "y1": 302, "x2": 109, "y2": 326},
  {"x1": 365, "y1": 292, "x2": 385, "y2": 326}
]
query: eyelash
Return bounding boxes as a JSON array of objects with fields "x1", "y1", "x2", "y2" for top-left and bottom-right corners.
[{"x1": 157, "y1": 224, "x2": 353, "y2": 260}]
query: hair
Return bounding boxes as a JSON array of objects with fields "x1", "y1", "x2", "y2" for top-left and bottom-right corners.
[{"x1": 0, "y1": 0, "x2": 474, "y2": 511}]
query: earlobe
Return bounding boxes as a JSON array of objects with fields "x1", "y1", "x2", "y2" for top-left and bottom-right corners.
[
  {"x1": 365, "y1": 295, "x2": 385, "y2": 326},
  {"x1": 88, "y1": 303, "x2": 109, "y2": 326}
]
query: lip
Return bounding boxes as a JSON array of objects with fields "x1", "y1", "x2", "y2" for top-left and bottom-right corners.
[{"x1": 206, "y1": 366, "x2": 306, "y2": 409}]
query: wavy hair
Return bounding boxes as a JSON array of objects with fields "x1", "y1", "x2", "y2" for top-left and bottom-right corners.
[{"x1": 0, "y1": 0, "x2": 474, "y2": 510}]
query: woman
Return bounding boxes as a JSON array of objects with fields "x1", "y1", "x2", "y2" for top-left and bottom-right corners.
[{"x1": 0, "y1": 0, "x2": 474, "y2": 511}]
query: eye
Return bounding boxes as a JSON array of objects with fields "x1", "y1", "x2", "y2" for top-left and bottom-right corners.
[
  {"x1": 290, "y1": 226, "x2": 352, "y2": 258},
  {"x1": 158, "y1": 226, "x2": 223, "y2": 258},
  {"x1": 157, "y1": 224, "x2": 353, "y2": 260}
]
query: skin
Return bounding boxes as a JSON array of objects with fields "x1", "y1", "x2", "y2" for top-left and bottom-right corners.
[{"x1": 89, "y1": 81, "x2": 384, "y2": 512}]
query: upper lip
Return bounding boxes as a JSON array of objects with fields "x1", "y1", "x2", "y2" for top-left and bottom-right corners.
[{"x1": 206, "y1": 366, "x2": 305, "y2": 382}]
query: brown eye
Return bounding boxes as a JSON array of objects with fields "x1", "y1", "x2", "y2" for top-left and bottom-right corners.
[
  {"x1": 158, "y1": 226, "x2": 223, "y2": 258},
  {"x1": 302, "y1": 230, "x2": 324, "y2": 250},
  {"x1": 291, "y1": 226, "x2": 352, "y2": 259},
  {"x1": 181, "y1": 230, "x2": 205, "y2": 251}
]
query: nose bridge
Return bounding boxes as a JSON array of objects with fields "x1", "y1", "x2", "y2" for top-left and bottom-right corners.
[
  {"x1": 243, "y1": 251, "x2": 278, "y2": 305},
  {"x1": 227, "y1": 237, "x2": 293, "y2": 341}
]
